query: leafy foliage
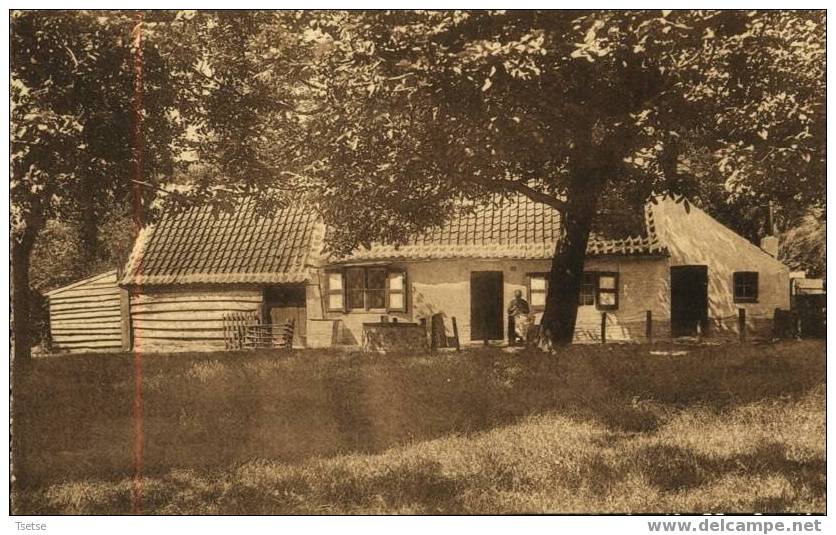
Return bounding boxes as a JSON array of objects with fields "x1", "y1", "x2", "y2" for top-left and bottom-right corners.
[
  {"x1": 11, "y1": 10, "x2": 826, "y2": 352},
  {"x1": 10, "y1": 10, "x2": 186, "y2": 359},
  {"x1": 285, "y1": 10, "x2": 824, "y2": 254},
  {"x1": 779, "y1": 208, "x2": 826, "y2": 278}
]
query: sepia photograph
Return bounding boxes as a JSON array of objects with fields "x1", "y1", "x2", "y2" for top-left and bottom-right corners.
[{"x1": 7, "y1": 4, "x2": 828, "y2": 526}]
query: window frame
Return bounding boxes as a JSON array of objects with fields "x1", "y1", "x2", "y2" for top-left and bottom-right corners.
[
  {"x1": 345, "y1": 267, "x2": 368, "y2": 311},
  {"x1": 386, "y1": 269, "x2": 407, "y2": 312},
  {"x1": 527, "y1": 272, "x2": 549, "y2": 312},
  {"x1": 365, "y1": 267, "x2": 388, "y2": 311},
  {"x1": 579, "y1": 272, "x2": 597, "y2": 306},
  {"x1": 324, "y1": 270, "x2": 346, "y2": 312},
  {"x1": 595, "y1": 271, "x2": 619, "y2": 310},
  {"x1": 733, "y1": 271, "x2": 759, "y2": 303}
]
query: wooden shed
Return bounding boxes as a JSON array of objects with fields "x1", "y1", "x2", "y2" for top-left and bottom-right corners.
[
  {"x1": 45, "y1": 270, "x2": 128, "y2": 353},
  {"x1": 119, "y1": 200, "x2": 321, "y2": 352}
]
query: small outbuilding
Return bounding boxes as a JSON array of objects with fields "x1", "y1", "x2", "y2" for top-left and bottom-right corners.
[{"x1": 45, "y1": 270, "x2": 128, "y2": 353}]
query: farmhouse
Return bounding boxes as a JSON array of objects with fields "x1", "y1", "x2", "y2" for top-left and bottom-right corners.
[{"x1": 47, "y1": 194, "x2": 791, "y2": 353}]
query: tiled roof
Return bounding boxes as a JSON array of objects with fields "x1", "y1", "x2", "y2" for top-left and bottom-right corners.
[
  {"x1": 339, "y1": 194, "x2": 667, "y2": 262},
  {"x1": 121, "y1": 199, "x2": 321, "y2": 286},
  {"x1": 122, "y1": 193, "x2": 667, "y2": 286}
]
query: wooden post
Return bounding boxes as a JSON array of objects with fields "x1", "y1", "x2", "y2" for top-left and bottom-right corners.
[
  {"x1": 483, "y1": 316, "x2": 488, "y2": 346},
  {"x1": 120, "y1": 287, "x2": 132, "y2": 352},
  {"x1": 452, "y1": 316, "x2": 461, "y2": 351},
  {"x1": 738, "y1": 308, "x2": 746, "y2": 341},
  {"x1": 601, "y1": 312, "x2": 607, "y2": 344},
  {"x1": 646, "y1": 310, "x2": 652, "y2": 343}
]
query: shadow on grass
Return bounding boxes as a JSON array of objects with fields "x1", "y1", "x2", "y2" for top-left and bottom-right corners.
[
  {"x1": 12, "y1": 341, "x2": 825, "y2": 496},
  {"x1": 637, "y1": 441, "x2": 826, "y2": 503}
]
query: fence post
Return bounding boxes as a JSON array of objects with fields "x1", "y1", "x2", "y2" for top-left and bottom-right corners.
[
  {"x1": 601, "y1": 312, "x2": 607, "y2": 344},
  {"x1": 646, "y1": 310, "x2": 652, "y2": 343},
  {"x1": 452, "y1": 316, "x2": 461, "y2": 352},
  {"x1": 738, "y1": 308, "x2": 746, "y2": 341}
]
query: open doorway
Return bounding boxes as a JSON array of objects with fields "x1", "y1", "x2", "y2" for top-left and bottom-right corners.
[
  {"x1": 470, "y1": 271, "x2": 504, "y2": 342},
  {"x1": 670, "y1": 265, "x2": 709, "y2": 337},
  {"x1": 263, "y1": 284, "x2": 307, "y2": 347}
]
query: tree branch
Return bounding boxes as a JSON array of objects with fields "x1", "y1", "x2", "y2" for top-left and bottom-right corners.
[{"x1": 463, "y1": 174, "x2": 566, "y2": 211}]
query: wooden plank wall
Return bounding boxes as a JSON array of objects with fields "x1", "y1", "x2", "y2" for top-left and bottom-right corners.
[
  {"x1": 130, "y1": 287, "x2": 263, "y2": 352},
  {"x1": 48, "y1": 270, "x2": 123, "y2": 353}
]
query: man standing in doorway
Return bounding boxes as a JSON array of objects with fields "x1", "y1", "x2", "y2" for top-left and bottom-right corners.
[{"x1": 507, "y1": 289, "x2": 531, "y2": 346}]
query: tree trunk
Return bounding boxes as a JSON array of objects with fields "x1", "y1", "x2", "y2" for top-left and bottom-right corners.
[
  {"x1": 78, "y1": 189, "x2": 101, "y2": 264},
  {"x1": 12, "y1": 224, "x2": 40, "y2": 365},
  {"x1": 539, "y1": 172, "x2": 607, "y2": 348}
]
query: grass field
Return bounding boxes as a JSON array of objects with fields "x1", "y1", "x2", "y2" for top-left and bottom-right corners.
[{"x1": 11, "y1": 340, "x2": 825, "y2": 514}]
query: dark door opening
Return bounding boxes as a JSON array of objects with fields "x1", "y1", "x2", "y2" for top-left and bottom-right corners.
[
  {"x1": 264, "y1": 284, "x2": 307, "y2": 347},
  {"x1": 470, "y1": 271, "x2": 504, "y2": 341},
  {"x1": 670, "y1": 265, "x2": 709, "y2": 337}
]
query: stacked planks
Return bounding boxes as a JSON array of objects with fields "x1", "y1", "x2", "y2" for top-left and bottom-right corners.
[{"x1": 47, "y1": 270, "x2": 123, "y2": 353}]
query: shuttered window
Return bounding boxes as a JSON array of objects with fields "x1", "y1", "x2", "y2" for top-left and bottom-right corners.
[{"x1": 326, "y1": 267, "x2": 408, "y2": 312}]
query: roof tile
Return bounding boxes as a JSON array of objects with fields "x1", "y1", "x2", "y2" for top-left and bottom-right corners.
[
  {"x1": 340, "y1": 194, "x2": 667, "y2": 262},
  {"x1": 121, "y1": 199, "x2": 318, "y2": 286}
]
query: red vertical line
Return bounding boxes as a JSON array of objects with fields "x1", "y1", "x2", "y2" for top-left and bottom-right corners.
[{"x1": 130, "y1": 10, "x2": 145, "y2": 516}]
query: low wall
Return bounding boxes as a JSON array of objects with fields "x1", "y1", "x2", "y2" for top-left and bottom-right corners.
[{"x1": 362, "y1": 322, "x2": 428, "y2": 353}]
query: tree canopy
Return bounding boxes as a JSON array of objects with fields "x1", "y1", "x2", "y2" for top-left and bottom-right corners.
[
  {"x1": 11, "y1": 10, "x2": 826, "y2": 355},
  {"x1": 288, "y1": 10, "x2": 825, "y2": 343}
]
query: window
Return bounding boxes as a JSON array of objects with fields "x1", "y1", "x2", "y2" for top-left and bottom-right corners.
[
  {"x1": 346, "y1": 268, "x2": 367, "y2": 309},
  {"x1": 596, "y1": 272, "x2": 619, "y2": 310},
  {"x1": 326, "y1": 266, "x2": 408, "y2": 312},
  {"x1": 578, "y1": 271, "x2": 619, "y2": 310},
  {"x1": 367, "y1": 268, "x2": 387, "y2": 309},
  {"x1": 733, "y1": 271, "x2": 759, "y2": 303},
  {"x1": 528, "y1": 274, "x2": 548, "y2": 311},
  {"x1": 387, "y1": 271, "x2": 406, "y2": 312},
  {"x1": 326, "y1": 271, "x2": 344, "y2": 311},
  {"x1": 579, "y1": 272, "x2": 596, "y2": 306}
]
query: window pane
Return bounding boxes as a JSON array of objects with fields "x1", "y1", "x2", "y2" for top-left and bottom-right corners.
[
  {"x1": 580, "y1": 272, "x2": 596, "y2": 306},
  {"x1": 328, "y1": 272, "x2": 343, "y2": 291},
  {"x1": 598, "y1": 292, "x2": 616, "y2": 306},
  {"x1": 388, "y1": 271, "x2": 404, "y2": 291},
  {"x1": 599, "y1": 275, "x2": 616, "y2": 290},
  {"x1": 389, "y1": 293, "x2": 404, "y2": 310},
  {"x1": 531, "y1": 291, "x2": 546, "y2": 307},
  {"x1": 734, "y1": 272, "x2": 758, "y2": 301},
  {"x1": 368, "y1": 289, "x2": 386, "y2": 309},
  {"x1": 346, "y1": 268, "x2": 365, "y2": 290},
  {"x1": 530, "y1": 276, "x2": 547, "y2": 291},
  {"x1": 347, "y1": 289, "x2": 365, "y2": 310},
  {"x1": 328, "y1": 293, "x2": 343, "y2": 310},
  {"x1": 368, "y1": 268, "x2": 387, "y2": 290}
]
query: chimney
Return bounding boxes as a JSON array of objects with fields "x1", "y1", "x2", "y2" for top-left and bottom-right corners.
[{"x1": 760, "y1": 235, "x2": 779, "y2": 257}]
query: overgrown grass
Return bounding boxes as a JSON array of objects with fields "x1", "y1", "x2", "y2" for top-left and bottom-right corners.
[{"x1": 12, "y1": 341, "x2": 825, "y2": 514}]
